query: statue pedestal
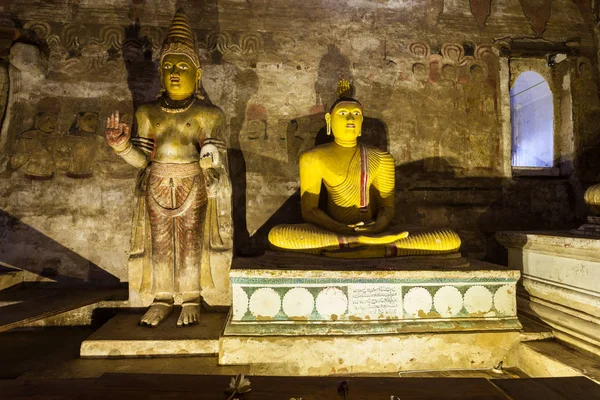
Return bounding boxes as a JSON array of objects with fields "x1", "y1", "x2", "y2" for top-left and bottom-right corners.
[
  {"x1": 219, "y1": 253, "x2": 522, "y2": 375},
  {"x1": 80, "y1": 310, "x2": 226, "y2": 358},
  {"x1": 496, "y1": 231, "x2": 600, "y2": 357}
]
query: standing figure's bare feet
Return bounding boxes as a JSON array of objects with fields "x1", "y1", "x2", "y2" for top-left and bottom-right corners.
[
  {"x1": 139, "y1": 301, "x2": 174, "y2": 327},
  {"x1": 177, "y1": 303, "x2": 200, "y2": 327}
]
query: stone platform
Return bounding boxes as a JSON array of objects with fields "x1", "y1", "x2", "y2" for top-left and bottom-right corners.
[
  {"x1": 497, "y1": 231, "x2": 600, "y2": 357},
  {"x1": 80, "y1": 310, "x2": 226, "y2": 358},
  {"x1": 219, "y1": 253, "x2": 522, "y2": 374}
]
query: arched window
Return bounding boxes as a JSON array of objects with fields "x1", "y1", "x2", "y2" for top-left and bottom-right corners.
[{"x1": 510, "y1": 71, "x2": 554, "y2": 167}]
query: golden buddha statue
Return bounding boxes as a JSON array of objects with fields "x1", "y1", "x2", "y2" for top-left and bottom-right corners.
[
  {"x1": 105, "y1": 9, "x2": 228, "y2": 327},
  {"x1": 268, "y1": 80, "x2": 461, "y2": 258}
]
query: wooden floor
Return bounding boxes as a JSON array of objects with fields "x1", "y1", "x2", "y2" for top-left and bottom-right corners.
[{"x1": 1, "y1": 373, "x2": 600, "y2": 399}]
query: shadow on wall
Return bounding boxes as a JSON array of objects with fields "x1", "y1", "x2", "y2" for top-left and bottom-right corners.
[
  {"x1": 395, "y1": 158, "x2": 584, "y2": 262},
  {"x1": 122, "y1": 19, "x2": 160, "y2": 108},
  {"x1": 228, "y1": 68, "x2": 260, "y2": 256},
  {"x1": 0, "y1": 210, "x2": 120, "y2": 286},
  {"x1": 246, "y1": 154, "x2": 586, "y2": 262}
]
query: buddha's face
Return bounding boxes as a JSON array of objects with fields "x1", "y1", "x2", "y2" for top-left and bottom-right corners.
[
  {"x1": 77, "y1": 112, "x2": 98, "y2": 133},
  {"x1": 36, "y1": 112, "x2": 57, "y2": 134},
  {"x1": 327, "y1": 102, "x2": 363, "y2": 142},
  {"x1": 161, "y1": 53, "x2": 201, "y2": 100}
]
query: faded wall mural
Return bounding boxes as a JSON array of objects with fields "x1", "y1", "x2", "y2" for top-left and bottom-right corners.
[{"x1": 0, "y1": 0, "x2": 597, "y2": 284}]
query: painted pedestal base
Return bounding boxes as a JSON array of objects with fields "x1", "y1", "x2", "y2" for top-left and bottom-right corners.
[
  {"x1": 220, "y1": 253, "x2": 521, "y2": 375},
  {"x1": 497, "y1": 231, "x2": 600, "y2": 357}
]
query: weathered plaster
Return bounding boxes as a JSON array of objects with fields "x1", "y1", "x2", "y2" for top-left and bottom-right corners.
[{"x1": 0, "y1": 0, "x2": 596, "y2": 288}]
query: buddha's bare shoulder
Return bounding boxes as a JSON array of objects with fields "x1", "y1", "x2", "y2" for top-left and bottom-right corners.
[
  {"x1": 300, "y1": 143, "x2": 335, "y2": 159},
  {"x1": 365, "y1": 146, "x2": 395, "y2": 161}
]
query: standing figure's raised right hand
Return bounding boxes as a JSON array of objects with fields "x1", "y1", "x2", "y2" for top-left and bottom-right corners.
[{"x1": 105, "y1": 111, "x2": 131, "y2": 148}]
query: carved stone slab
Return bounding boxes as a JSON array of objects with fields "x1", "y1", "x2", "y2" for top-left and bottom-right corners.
[{"x1": 224, "y1": 253, "x2": 521, "y2": 336}]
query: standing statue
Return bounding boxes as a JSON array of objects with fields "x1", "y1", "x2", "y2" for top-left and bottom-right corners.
[
  {"x1": 268, "y1": 80, "x2": 461, "y2": 258},
  {"x1": 105, "y1": 9, "x2": 230, "y2": 327}
]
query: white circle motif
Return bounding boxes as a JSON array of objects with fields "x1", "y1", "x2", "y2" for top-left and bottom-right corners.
[
  {"x1": 433, "y1": 286, "x2": 463, "y2": 317},
  {"x1": 403, "y1": 287, "x2": 433, "y2": 317},
  {"x1": 232, "y1": 286, "x2": 249, "y2": 320},
  {"x1": 282, "y1": 288, "x2": 315, "y2": 318},
  {"x1": 464, "y1": 286, "x2": 493, "y2": 314},
  {"x1": 316, "y1": 287, "x2": 347, "y2": 319},
  {"x1": 249, "y1": 287, "x2": 281, "y2": 318},
  {"x1": 493, "y1": 285, "x2": 516, "y2": 315}
]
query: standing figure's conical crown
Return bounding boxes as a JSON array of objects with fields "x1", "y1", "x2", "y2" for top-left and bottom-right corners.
[{"x1": 160, "y1": 8, "x2": 201, "y2": 69}]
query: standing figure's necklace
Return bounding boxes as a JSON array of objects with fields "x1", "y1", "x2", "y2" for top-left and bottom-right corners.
[{"x1": 160, "y1": 96, "x2": 195, "y2": 113}]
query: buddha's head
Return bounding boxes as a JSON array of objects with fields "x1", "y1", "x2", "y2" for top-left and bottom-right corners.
[
  {"x1": 159, "y1": 8, "x2": 202, "y2": 101},
  {"x1": 34, "y1": 112, "x2": 57, "y2": 134},
  {"x1": 76, "y1": 111, "x2": 99, "y2": 133},
  {"x1": 325, "y1": 98, "x2": 364, "y2": 144}
]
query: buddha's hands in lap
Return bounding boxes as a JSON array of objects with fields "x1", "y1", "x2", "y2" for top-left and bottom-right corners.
[
  {"x1": 344, "y1": 221, "x2": 409, "y2": 245},
  {"x1": 105, "y1": 111, "x2": 131, "y2": 148},
  {"x1": 350, "y1": 220, "x2": 388, "y2": 235}
]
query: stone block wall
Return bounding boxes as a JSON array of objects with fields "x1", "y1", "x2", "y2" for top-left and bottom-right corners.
[{"x1": 0, "y1": 0, "x2": 598, "y2": 285}]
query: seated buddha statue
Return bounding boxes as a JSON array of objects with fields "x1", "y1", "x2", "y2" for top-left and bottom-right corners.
[{"x1": 268, "y1": 81, "x2": 461, "y2": 258}]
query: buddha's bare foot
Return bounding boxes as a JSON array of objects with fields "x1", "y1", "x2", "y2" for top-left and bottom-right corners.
[
  {"x1": 177, "y1": 303, "x2": 200, "y2": 327},
  {"x1": 139, "y1": 301, "x2": 173, "y2": 327},
  {"x1": 357, "y1": 231, "x2": 409, "y2": 245}
]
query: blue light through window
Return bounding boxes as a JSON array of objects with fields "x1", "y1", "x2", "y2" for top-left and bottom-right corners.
[{"x1": 510, "y1": 71, "x2": 554, "y2": 167}]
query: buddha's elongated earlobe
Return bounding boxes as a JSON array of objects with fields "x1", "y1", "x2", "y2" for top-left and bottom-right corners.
[{"x1": 325, "y1": 112, "x2": 331, "y2": 136}]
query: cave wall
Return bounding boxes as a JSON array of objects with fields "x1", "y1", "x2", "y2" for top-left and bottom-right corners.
[{"x1": 0, "y1": 0, "x2": 598, "y2": 284}]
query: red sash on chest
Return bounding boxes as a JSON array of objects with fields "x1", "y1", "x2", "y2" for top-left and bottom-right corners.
[{"x1": 360, "y1": 145, "x2": 369, "y2": 213}]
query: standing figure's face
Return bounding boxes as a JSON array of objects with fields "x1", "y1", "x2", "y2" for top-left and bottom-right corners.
[
  {"x1": 36, "y1": 112, "x2": 57, "y2": 133},
  {"x1": 161, "y1": 54, "x2": 200, "y2": 100},
  {"x1": 78, "y1": 112, "x2": 98, "y2": 133},
  {"x1": 470, "y1": 65, "x2": 484, "y2": 82},
  {"x1": 327, "y1": 102, "x2": 363, "y2": 142}
]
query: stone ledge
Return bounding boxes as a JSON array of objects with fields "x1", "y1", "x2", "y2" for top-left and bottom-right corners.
[
  {"x1": 514, "y1": 341, "x2": 600, "y2": 384},
  {"x1": 518, "y1": 295, "x2": 600, "y2": 357},
  {"x1": 219, "y1": 331, "x2": 522, "y2": 376},
  {"x1": 225, "y1": 316, "x2": 522, "y2": 336},
  {"x1": 496, "y1": 231, "x2": 600, "y2": 260},
  {"x1": 80, "y1": 311, "x2": 226, "y2": 358}
]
